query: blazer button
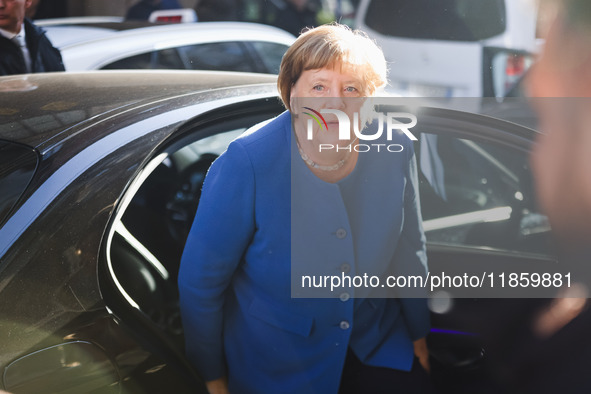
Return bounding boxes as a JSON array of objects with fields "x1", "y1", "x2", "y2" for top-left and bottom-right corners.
[
  {"x1": 339, "y1": 321, "x2": 350, "y2": 330},
  {"x1": 340, "y1": 263, "x2": 351, "y2": 273},
  {"x1": 336, "y1": 228, "x2": 347, "y2": 239},
  {"x1": 339, "y1": 293, "x2": 350, "y2": 302}
]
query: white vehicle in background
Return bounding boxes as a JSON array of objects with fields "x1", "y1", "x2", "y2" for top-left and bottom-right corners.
[
  {"x1": 40, "y1": 20, "x2": 295, "y2": 74},
  {"x1": 355, "y1": 0, "x2": 539, "y2": 97}
]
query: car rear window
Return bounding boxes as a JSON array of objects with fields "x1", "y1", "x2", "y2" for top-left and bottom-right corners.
[
  {"x1": 249, "y1": 42, "x2": 289, "y2": 74},
  {"x1": 101, "y1": 48, "x2": 184, "y2": 70},
  {"x1": 0, "y1": 141, "x2": 38, "y2": 226},
  {"x1": 101, "y1": 42, "x2": 260, "y2": 73},
  {"x1": 178, "y1": 42, "x2": 259, "y2": 73},
  {"x1": 364, "y1": 0, "x2": 506, "y2": 41}
]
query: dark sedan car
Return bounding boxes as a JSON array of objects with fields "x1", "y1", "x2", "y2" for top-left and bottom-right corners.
[{"x1": 0, "y1": 72, "x2": 557, "y2": 393}]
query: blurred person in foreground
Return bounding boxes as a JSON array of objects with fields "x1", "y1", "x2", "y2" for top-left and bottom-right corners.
[
  {"x1": 0, "y1": 0, "x2": 64, "y2": 76},
  {"x1": 481, "y1": 1, "x2": 591, "y2": 392},
  {"x1": 178, "y1": 23, "x2": 433, "y2": 394},
  {"x1": 528, "y1": 0, "x2": 591, "y2": 247}
]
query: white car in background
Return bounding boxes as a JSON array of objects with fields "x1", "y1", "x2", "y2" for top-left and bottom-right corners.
[
  {"x1": 355, "y1": 0, "x2": 539, "y2": 97},
  {"x1": 40, "y1": 20, "x2": 295, "y2": 74}
]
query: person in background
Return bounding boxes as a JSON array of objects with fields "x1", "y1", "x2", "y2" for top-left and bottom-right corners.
[
  {"x1": 24, "y1": 0, "x2": 38, "y2": 18},
  {"x1": 0, "y1": 0, "x2": 64, "y2": 76},
  {"x1": 125, "y1": 0, "x2": 181, "y2": 21},
  {"x1": 178, "y1": 23, "x2": 433, "y2": 394},
  {"x1": 194, "y1": 0, "x2": 242, "y2": 21},
  {"x1": 272, "y1": 0, "x2": 318, "y2": 36},
  {"x1": 25, "y1": 0, "x2": 67, "y2": 19}
]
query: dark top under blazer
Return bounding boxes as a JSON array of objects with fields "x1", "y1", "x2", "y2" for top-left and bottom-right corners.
[{"x1": 178, "y1": 111, "x2": 429, "y2": 393}]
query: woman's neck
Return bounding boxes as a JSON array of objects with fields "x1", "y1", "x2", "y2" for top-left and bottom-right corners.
[{"x1": 294, "y1": 124, "x2": 359, "y2": 183}]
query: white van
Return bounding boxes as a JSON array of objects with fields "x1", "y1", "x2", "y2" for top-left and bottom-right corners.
[{"x1": 355, "y1": 0, "x2": 538, "y2": 97}]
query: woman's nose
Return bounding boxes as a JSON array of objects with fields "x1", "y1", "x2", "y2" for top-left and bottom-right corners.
[{"x1": 326, "y1": 95, "x2": 346, "y2": 109}]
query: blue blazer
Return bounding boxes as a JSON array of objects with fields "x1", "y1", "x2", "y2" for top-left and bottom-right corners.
[{"x1": 178, "y1": 111, "x2": 429, "y2": 393}]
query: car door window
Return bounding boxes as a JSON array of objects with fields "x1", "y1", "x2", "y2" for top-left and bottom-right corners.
[
  {"x1": 177, "y1": 42, "x2": 258, "y2": 72},
  {"x1": 417, "y1": 132, "x2": 552, "y2": 256},
  {"x1": 101, "y1": 48, "x2": 184, "y2": 70}
]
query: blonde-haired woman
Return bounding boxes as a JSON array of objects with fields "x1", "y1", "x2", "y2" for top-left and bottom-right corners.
[{"x1": 179, "y1": 23, "x2": 433, "y2": 394}]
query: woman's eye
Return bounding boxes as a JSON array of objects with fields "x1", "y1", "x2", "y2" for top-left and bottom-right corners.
[
  {"x1": 345, "y1": 86, "x2": 358, "y2": 93},
  {"x1": 312, "y1": 85, "x2": 324, "y2": 91}
]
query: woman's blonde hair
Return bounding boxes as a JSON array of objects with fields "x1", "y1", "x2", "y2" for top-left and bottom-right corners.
[{"x1": 277, "y1": 23, "x2": 387, "y2": 111}]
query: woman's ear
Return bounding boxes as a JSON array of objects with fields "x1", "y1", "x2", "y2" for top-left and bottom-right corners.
[{"x1": 290, "y1": 90, "x2": 298, "y2": 115}]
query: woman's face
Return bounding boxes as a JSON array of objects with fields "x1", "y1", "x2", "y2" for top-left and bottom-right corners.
[{"x1": 290, "y1": 66, "x2": 367, "y2": 146}]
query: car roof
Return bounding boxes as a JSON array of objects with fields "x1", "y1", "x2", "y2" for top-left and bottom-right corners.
[
  {"x1": 41, "y1": 25, "x2": 119, "y2": 47},
  {"x1": 0, "y1": 71, "x2": 278, "y2": 151},
  {"x1": 43, "y1": 21, "x2": 296, "y2": 70},
  {"x1": 35, "y1": 16, "x2": 126, "y2": 26},
  {"x1": 38, "y1": 18, "x2": 200, "y2": 47},
  {"x1": 37, "y1": 17, "x2": 140, "y2": 47}
]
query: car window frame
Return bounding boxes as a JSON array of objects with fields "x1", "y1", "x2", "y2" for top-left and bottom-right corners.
[{"x1": 0, "y1": 140, "x2": 40, "y2": 228}]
